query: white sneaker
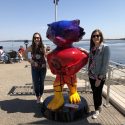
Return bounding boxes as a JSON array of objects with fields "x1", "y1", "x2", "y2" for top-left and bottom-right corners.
[
  {"x1": 40, "y1": 97, "x2": 44, "y2": 103},
  {"x1": 92, "y1": 110, "x2": 99, "y2": 119}
]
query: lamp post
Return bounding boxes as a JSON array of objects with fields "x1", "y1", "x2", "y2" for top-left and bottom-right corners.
[
  {"x1": 24, "y1": 40, "x2": 29, "y2": 67},
  {"x1": 24, "y1": 40, "x2": 29, "y2": 49},
  {"x1": 53, "y1": 0, "x2": 59, "y2": 21}
]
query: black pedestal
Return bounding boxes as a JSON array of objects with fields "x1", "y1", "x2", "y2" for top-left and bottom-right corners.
[{"x1": 42, "y1": 94, "x2": 89, "y2": 122}]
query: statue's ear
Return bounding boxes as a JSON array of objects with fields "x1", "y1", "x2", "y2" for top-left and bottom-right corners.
[
  {"x1": 72, "y1": 19, "x2": 80, "y2": 25},
  {"x1": 47, "y1": 24, "x2": 51, "y2": 26}
]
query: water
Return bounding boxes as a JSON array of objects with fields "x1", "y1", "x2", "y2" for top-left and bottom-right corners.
[
  {"x1": 74, "y1": 40, "x2": 125, "y2": 64},
  {"x1": 0, "y1": 40, "x2": 125, "y2": 64}
]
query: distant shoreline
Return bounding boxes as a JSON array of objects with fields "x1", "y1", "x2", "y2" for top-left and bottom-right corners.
[
  {"x1": 81, "y1": 38, "x2": 125, "y2": 41},
  {"x1": 0, "y1": 38, "x2": 125, "y2": 42}
]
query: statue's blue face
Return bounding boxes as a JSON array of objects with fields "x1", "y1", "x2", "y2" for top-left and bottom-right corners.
[{"x1": 46, "y1": 20, "x2": 85, "y2": 46}]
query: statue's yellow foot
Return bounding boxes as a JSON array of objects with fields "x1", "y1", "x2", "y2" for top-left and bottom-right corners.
[
  {"x1": 69, "y1": 92, "x2": 81, "y2": 104},
  {"x1": 47, "y1": 92, "x2": 64, "y2": 110}
]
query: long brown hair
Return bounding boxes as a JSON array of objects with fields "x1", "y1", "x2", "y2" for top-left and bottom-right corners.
[
  {"x1": 32, "y1": 32, "x2": 45, "y2": 54},
  {"x1": 90, "y1": 29, "x2": 104, "y2": 51}
]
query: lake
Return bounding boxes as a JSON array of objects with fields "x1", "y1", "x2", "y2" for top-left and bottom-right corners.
[{"x1": 0, "y1": 39, "x2": 125, "y2": 64}]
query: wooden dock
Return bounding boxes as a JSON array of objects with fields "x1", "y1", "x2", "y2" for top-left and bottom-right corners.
[{"x1": 0, "y1": 61, "x2": 125, "y2": 125}]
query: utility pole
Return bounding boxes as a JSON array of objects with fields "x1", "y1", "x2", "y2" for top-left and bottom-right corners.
[{"x1": 53, "y1": 0, "x2": 59, "y2": 21}]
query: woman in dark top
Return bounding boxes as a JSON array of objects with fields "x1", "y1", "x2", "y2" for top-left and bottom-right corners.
[{"x1": 23, "y1": 32, "x2": 47, "y2": 103}]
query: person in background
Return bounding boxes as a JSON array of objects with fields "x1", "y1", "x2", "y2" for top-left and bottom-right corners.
[
  {"x1": 88, "y1": 29, "x2": 110, "y2": 119},
  {"x1": 23, "y1": 32, "x2": 47, "y2": 103},
  {"x1": 0, "y1": 46, "x2": 10, "y2": 63},
  {"x1": 18, "y1": 46, "x2": 25, "y2": 62}
]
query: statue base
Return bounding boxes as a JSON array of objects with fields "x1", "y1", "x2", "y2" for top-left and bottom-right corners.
[{"x1": 42, "y1": 94, "x2": 89, "y2": 122}]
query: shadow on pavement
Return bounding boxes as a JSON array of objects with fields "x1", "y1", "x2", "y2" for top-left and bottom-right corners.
[
  {"x1": 0, "y1": 99, "x2": 102, "y2": 125},
  {"x1": 18, "y1": 118, "x2": 101, "y2": 125},
  {"x1": 0, "y1": 98, "x2": 43, "y2": 118}
]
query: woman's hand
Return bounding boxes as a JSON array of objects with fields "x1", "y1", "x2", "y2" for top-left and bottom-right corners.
[
  {"x1": 78, "y1": 47, "x2": 89, "y2": 55},
  {"x1": 29, "y1": 59, "x2": 38, "y2": 67},
  {"x1": 95, "y1": 79, "x2": 101, "y2": 87},
  {"x1": 34, "y1": 62, "x2": 38, "y2": 67}
]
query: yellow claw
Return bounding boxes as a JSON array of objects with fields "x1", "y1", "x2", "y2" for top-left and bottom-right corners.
[{"x1": 69, "y1": 92, "x2": 81, "y2": 104}]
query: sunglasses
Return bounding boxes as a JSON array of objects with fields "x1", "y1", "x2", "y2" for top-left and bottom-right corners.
[
  {"x1": 92, "y1": 35, "x2": 100, "y2": 38},
  {"x1": 34, "y1": 37, "x2": 40, "y2": 40}
]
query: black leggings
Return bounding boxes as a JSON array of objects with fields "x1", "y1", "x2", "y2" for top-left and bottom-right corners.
[{"x1": 89, "y1": 78, "x2": 105, "y2": 110}]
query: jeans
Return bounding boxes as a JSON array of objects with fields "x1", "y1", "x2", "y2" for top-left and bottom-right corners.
[
  {"x1": 89, "y1": 78, "x2": 105, "y2": 110},
  {"x1": 31, "y1": 66, "x2": 47, "y2": 97}
]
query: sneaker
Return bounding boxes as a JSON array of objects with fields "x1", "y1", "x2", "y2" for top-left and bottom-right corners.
[
  {"x1": 92, "y1": 110, "x2": 99, "y2": 119},
  {"x1": 40, "y1": 97, "x2": 44, "y2": 103}
]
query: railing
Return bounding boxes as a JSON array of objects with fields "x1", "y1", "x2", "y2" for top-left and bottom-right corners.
[
  {"x1": 105, "y1": 61, "x2": 125, "y2": 107},
  {"x1": 78, "y1": 61, "x2": 125, "y2": 107}
]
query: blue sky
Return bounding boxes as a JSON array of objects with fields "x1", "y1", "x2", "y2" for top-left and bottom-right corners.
[{"x1": 0, "y1": 0, "x2": 125, "y2": 40}]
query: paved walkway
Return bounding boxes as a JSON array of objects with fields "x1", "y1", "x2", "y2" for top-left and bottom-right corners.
[{"x1": 0, "y1": 61, "x2": 125, "y2": 125}]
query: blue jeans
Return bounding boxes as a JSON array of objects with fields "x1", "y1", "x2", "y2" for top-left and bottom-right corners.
[{"x1": 31, "y1": 66, "x2": 47, "y2": 97}]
